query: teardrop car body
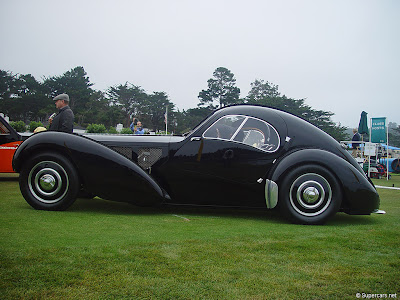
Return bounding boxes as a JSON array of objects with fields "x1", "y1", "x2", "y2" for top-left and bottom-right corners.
[{"x1": 12, "y1": 105, "x2": 380, "y2": 224}]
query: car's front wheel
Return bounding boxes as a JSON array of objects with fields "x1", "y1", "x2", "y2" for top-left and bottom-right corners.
[
  {"x1": 279, "y1": 164, "x2": 342, "y2": 225},
  {"x1": 19, "y1": 152, "x2": 80, "y2": 210}
]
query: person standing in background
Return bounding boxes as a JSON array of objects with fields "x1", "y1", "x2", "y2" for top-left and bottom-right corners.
[
  {"x1": 130, "y1": 117, "x2": 144, "y2": 134},
  {"x1": 351, "y1": 128, "x2": 361, "y2": 157},
  {"x1": 134, "y1": 121, "x2": 144, "y2": 135},
  {"x1": 49, "y1": 93, "x2": 74, "y2": 133},
  {"x1": 130, "y1": 117, "x2": 138, "y2": 133}
]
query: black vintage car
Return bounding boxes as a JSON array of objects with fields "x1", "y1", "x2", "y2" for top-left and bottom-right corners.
[{"x1": 12, "y1": 105, "x2": 380, "y2": 224}]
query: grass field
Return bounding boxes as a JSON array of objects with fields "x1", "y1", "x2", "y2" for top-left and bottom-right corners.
[{"x1": 1, "y1": 174, "x2": 399, "y2": 299}]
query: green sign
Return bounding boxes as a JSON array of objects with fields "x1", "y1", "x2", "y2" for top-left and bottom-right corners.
[{"x1": 371, "y1": 117, "x2": 387, "y2": 143}]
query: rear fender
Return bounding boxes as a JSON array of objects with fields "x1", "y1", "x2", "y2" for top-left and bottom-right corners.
[
  {"x1": 269, "y1": 149, "x2": 380, "y2": 214},
  {"x1": 13, "y1": 131, "x2": 165, "y2": 206}
]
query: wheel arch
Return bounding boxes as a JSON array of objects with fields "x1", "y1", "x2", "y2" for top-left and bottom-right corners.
[
  {"x1": 14, "y1": 140, "x2": 77, "y2": 173},
  {"x1": 269, "y1": 149, "x2": 344, "y2": 186},
  {"x1": 14, "y1": 144, "x2": 84, "y2": 192},
  {"x1": 268, "y1": 148, "x2": 378, "y2": 213},
  {"x1": 13, "y1": 132, "x2": 166, "y2": 206}
]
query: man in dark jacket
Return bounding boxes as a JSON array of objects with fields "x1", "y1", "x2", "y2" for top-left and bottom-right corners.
[
  {"x1": 49, "y1": 93, "x2": 74, "y2": 133},
  {"x1": 351, "y1": 128, "x2": 361, "y2": 157}
]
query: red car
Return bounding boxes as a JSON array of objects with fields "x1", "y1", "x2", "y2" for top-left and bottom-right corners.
[{"x1": 0, "y1": 116, "x2": 26, "y2": 173}]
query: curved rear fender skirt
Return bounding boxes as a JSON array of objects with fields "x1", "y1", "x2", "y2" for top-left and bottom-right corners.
[
  {"x1": 12, "y1": 132, "x2": 164, "y2": 206},
  {"x1": 269, "y1": 149, "x2": 380, "y2": 214}
]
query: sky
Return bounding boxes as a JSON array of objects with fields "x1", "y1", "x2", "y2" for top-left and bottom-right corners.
[{"x1": 1, "y1": 0, "x2": 399, "y2": 127}]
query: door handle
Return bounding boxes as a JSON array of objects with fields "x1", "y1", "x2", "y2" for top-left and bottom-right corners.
[{"x1": 191, "y1": 137, "x2": 202, "y2": 141}]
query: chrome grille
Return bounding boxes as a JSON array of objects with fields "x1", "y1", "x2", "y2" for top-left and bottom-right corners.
[{"x1": 112, "y1": 147, "x2": 132, "y2": 160}]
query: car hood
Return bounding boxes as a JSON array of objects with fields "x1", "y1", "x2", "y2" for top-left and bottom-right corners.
[{"x1": 83, "y1": 134, "x2": 185, "y2": 146}]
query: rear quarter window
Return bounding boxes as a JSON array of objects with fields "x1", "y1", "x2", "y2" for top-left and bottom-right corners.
[{"x1": 203, "y1": 115, "x2": 280, "y2": 152}]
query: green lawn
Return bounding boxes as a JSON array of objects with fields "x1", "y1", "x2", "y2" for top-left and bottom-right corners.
[
  {"x1": 372, "y1": 173, "x2": 400, "y2": 188},
  {"x1": 1, "y1": 174, "x2": 399, "y2": 299}
]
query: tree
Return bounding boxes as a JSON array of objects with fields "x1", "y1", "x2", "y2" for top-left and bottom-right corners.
[
  {"x1": 141, "y1": 92, "x2": 175, "y2": 132},
  {"x1": 16, "y1": 74, "x2": 50, "y2": 122},
  {"x1": 43, "y1": 66, "x2": 94, "y2": 125},
  {"x1": 246, "y1": 79, "x2": 309, "y2": 116},
  {"x1": 245, "y1": 79, "x2": 348, "y2": 141},
  {"x1": 0, "y1": 70, "x2": 50, "y2": 122},
  {"x1": 0, "y1": 70, "x2": 17, "y2": 101},
  {"x1": 107, "y1": 83, "x2": 147, "y2": 127},
  {"x1": 0, "y1": 70, "x2": 19, "y2": 119},
  {"x1": 198, "y1": 67, "x2": 240, "y2": 109},
  {"x1": 389, "y1": 125, "x2": 400, "y2": 148},
  {"x1": 81, "y1": 91, "x2": 124, "y2": 127},
  {"x1": 246, "y1": 79, "x2": 280, "y2": 101},
  {"x1": 175, "y1": 107, "x2": 213, "y2": 134}
]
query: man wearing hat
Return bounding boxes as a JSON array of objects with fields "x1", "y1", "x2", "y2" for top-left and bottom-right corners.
[{"x1": 49, "y1": 93, "x2": 74, "y2": 133}]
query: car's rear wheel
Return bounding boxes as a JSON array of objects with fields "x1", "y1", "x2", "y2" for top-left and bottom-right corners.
[
  {"x1": 19, "y1": 152, "x2": 79, "y2": 210},
  {"x1": 279, "y1": 164, "x2": 342, "y2": 224}
]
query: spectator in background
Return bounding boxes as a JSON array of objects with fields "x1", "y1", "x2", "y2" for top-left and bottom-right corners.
[
  {"x1": 130, "y1": 117, "x2": 138, "y2": 133},
  {"x1": 134, "y1": 121, "x2": 144, "y2": 135},
  {"x1": 49, "y1": 93, "x2": 74, "y2": 133},
  {"x1": 129, "y1": 117, "x2": 145, "y2": 134},
  {"x1": 351, "y1": 128, "x2": 361, "y2": 157}
]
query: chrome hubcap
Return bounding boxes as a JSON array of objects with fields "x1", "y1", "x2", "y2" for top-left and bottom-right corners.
[
  {"x1": 28, "y1": 161, "x2": 69, "y2": 204},
  {"x1": 302, "y1": 187, "x2": 320, "y2": 204},
  {"x1": 39, "y1": 174, "x2": 56, "y2": 191},
  {"x1": 290, "y1": 173, "x2": 332, "y2": 217}
]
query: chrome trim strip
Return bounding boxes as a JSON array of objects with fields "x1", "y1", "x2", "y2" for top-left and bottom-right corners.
[{"x1": 230, "y1": 116, "x2": 249, "y2": 140}]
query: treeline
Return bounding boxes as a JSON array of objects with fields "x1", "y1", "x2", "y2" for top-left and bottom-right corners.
[{"x1": 0, "y1": 66, "x2": 348, "y2": 140}]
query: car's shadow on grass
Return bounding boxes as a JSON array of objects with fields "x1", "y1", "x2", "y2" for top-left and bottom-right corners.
[
  {"x1": 329, "y1": 213, "x2": 379, "y2": 226},
  {"x1": 71, "y1": 197, "x2": 285, "y2": 223},
  {"x1": 70, "y1": 197, "x2": 377, "y2": 226},
  {"x1": 0, "y1": 174, "x2": 19, "y2": 181}
]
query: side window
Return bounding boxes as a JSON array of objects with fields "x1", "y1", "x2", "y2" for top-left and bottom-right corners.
[
  {"x1": 203, "y1": 115, "x2": 280, "y2": 152},
  {"x1": 232, "y1": 117, "x2": 280, "y2": 152},
  {"x1": 203, "y1": 116, "x2": 246, "y2": 140}
]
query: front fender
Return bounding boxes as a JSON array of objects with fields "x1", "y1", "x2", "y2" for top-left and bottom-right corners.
[
  {"x1": 13, "y1": 131, "x2": 165, "y2": 206},
  {"x1": 269, "y1": 149, "x2": 380, "y2": 214}
]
